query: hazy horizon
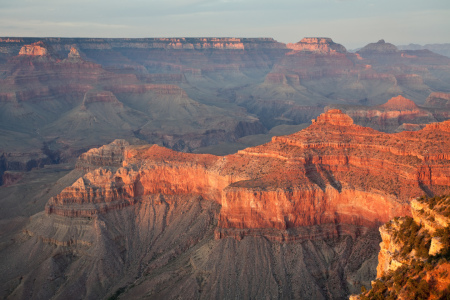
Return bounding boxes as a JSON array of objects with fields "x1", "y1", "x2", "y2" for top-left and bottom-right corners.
[{"x1": 1, "y1": 0, "x2": 449, "y2": 49}]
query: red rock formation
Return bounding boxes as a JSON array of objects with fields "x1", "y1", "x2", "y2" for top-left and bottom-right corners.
[
  {"x1": 287, "y1": 37, "x2": 347, "y2": 54},
  {"x1": 18, "y1": 41, "x2": 49, "y2": 56},
  {"x1": 45, "y1": 111, "x2": 450, "y2": 240},
  {"x1": 328, "y1": 95, "x2": 441, "y2": 132},
  {"x1": 379, "y1": 95, "x2": 419, "y2": 110},
  {"x1": 67, "y1": 46, "x2": 83, "y2": 60},
  {"x1": 76, "y1": 139, "x2": 130, "y2": 171},
  {"x1": 312, "y1": 108, "x2": 354, "y2": 125}
]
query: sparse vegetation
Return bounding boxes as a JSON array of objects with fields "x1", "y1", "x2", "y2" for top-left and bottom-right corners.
[
  {"x1": 360, "y1": 262, "x2": 449, "y2": 300},
  {"x1": 392, "y1": 216, "x2": 431, "y2": 259},
  {"x1": 359, "y1": 194, "x2": 450, "y2": 299},
  {"x1": 418, "y1": 195, "x2": 450, "y2": 218}
]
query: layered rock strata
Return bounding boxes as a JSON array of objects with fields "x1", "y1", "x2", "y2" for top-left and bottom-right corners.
[
  {"x1": 287, "y1": 37, "x2": 347, "y2": 54},
  {"x1": 425, "y1": 92, "x2": 450, "y2": 109},
  {"x1": 327, "y1": 95, "x2": 448, "y2": 132},
  {"x1": 45, "y1": 110, "x2": 450, "y2": 239},
  {"x1": 18, "y1": 41, "x2": 50, "y2": 56}
]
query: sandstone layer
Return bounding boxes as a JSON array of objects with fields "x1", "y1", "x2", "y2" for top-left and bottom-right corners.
[
  {"x1": 45, "y1": 110, "x2": 450, "y2": 235},
  {"x1": 287, "y1": 37, "x2": 347, "y2": 54},
  {"x1": 327, "y1": 95, "x2": 448, "y2": 132},
  {"x1": 18, "y1": 41, "x2": 50, "y2": 56}
]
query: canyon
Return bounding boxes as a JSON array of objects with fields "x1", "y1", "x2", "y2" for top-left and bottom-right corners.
[
  {"x1": 2, "y1": 109, "x2": 450, "y2": 299},
  {"x1": 1, "y1": 36, "x2": 450, "y2": 299},
  {"x1": 1, "y1": 36, "x2": 450, "y2": 171}
]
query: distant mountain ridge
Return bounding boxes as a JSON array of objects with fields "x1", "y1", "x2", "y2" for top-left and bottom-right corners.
[{"x1": 397, "y1": 43, "x2": 450, "y2": 58}]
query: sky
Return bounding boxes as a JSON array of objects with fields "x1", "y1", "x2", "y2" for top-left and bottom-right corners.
[{"x1": 0, "y1": 0, "x2": 449, "y2": 49}]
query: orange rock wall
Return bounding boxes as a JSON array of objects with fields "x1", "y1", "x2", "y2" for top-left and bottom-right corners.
[
  {"x1": 45, "y1": 110, "x2": 450, "y2": 239},
  {"x1": 287, "y1": 37, "x2": 347, "y2": 54},
  {"x1": 19, "y1": 42, "x2": 49, "y2": 56}
]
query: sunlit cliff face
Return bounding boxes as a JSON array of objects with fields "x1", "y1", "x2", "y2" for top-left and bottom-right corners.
[
  {"x1": 45, "y1": 110, "x2": 450, "y2": 240},
  {"x1": 286, "y1": 37, "x2": 347, "y2": 54},
  {"x1": 18, "y1": 41, "x2": 49, "y2": 56}
]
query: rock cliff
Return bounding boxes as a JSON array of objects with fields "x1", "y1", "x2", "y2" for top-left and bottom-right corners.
[
  {"x1": 18, "y1": 41, "x2": 50, "y2": 56},
  {"x1": 327, "y1": 95, "x2": 448, "y2": 133},
  {"x1": 352, "y1": 194, "x2": 450, "y2": 299},
  {"x1": 45, "y1": 110, "x2": 450, "y2": 236},
  {"x1": 287, "y1": 37, "x2": 347, "y2": 54}
]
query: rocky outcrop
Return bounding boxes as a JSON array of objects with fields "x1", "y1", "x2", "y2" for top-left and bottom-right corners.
[
  {"x1": 379, "y1": 95, "x2": 419, "y2": 110},
  {"x1": 358, "y1": 39, "x2": 398, "y2": 54},
  {"x1": 67, "y1": 45, "x2": 85, "y2": 61},
  {"x1": 311, "y1": 108, "x2": 354, "y2": 125},
  {"x1": 76, "y1": 139, "x2": 130, "y2": 171},
  {"x1": 45, "y1": 111, "x2": 450, "y2": 238},
  {"x1": 18, "y1": 41, "x2": 50, "y2": 56},
  {"x1": 424, "y1": 92, "x2": 450, "y2": 108},
  {"x1": 327, "y1": 95, "x2": 442, "y2": 132},
  {"x1": 410, "y1": 198, "x2": 450, "y2": 234},
  {"x1": 352, "y1": 194, "x2": 450, "y2": 299},
  {"x1": 287, "y1": 37, "x2": 347, "y2": 54}
]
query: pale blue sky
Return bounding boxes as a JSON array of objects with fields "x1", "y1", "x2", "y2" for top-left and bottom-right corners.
[{"x1": 1, "y1": 0, "x2": 449, "y2": 48}]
